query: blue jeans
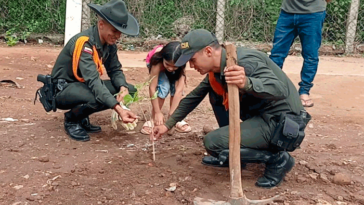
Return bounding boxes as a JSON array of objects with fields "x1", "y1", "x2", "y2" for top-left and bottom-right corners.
[
  {"x1": 270, "y1": 10, "x2": 326, "y2": 95},
  {"x1": 157, "y1": 72, "x2": 176, "y2": 99}
]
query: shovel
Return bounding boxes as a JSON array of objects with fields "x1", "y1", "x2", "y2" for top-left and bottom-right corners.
[{"x1": 193, "y1": 43, "x2": 280, "y2": 205}]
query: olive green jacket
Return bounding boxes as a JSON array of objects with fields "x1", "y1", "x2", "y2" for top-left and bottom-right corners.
[
  {"x1": 51, "y1": 26, "x2": 127, "y2": 108},
  {"x1": 165, "y1": 47, "x2": 304, "y2": 129}
]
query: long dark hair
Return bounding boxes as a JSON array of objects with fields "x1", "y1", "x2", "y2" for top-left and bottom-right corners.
[{"x1": 149, "y1": 41, "x2": 186, "y2": 83}]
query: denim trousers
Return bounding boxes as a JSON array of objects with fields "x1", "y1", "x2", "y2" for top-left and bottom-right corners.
[
  {"x1": 270, "y1": 10, "x2": 326, "y2": 95},
  {"x1": 156, "y1": 72, "x2": 176, "y2": 99}
]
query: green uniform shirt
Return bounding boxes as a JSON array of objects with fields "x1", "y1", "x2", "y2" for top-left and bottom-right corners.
[
  {"x1": 165, "y1": 47, "x2": 304, "y2": 129},
  {"x1": 51, "y1": 26, "x2": 127, "y2": 109},
  {"x1": 281, "y1": 0, "x2": 327, "y2": 14}
]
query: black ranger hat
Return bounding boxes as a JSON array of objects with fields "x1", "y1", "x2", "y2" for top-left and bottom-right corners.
[{"x1": 88, "y1": 0, "x2": 139, "y2": 36}]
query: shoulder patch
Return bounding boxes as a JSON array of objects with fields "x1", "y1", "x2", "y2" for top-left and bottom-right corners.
[{"x1": 83, "y1": 47, "x2": 93, "y2": 55}]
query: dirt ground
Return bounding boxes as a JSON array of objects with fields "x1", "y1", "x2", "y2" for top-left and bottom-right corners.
[{"x1": 1, "y1": 43, "x2": 364, "y2": 205}]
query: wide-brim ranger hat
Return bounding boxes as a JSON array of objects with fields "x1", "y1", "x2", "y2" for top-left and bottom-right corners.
[{"x1": 88, "y1": 0, "x2": 139, "y2": 36}]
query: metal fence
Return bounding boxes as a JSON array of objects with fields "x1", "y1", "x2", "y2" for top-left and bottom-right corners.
[
  {"x1": 85, "y1": 0, "x2": 364, "y2": 54},
  {"x1": 0, "y1": 0, "x2": 363, "y2": 54},
  {"x1": 88, "y1": 0, "x2": 218, "y2": 40}
]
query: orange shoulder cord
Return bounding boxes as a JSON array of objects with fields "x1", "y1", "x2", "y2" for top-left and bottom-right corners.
[
  {"x1": 72, "y1": 36, "x2": 103, "y2": 82},
  {"x1": 209, "y1": 72, "x2": 229, "y2": 110}
]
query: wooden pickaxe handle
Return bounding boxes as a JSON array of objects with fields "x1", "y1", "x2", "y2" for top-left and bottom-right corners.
[{"x1": 225, "y1": 43, "x2": 244, "y2": 199}]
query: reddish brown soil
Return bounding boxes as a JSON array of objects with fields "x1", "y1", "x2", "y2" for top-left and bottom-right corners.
[{"x1": 0, "y1": 44, "x2": 364, "y2": 205}]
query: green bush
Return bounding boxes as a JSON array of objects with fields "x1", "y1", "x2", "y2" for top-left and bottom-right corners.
[
  {"x1": 224, "y1": 0, "x2": 281, "y2": 42},
  {"x1": 0, "y1": 0, "x2": 66, "y2": 34}
]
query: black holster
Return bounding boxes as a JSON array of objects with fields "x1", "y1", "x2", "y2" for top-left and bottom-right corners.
[
  {"x1": 270, "y1": 110, "x2": 311, "y2": 152},
  {"x1": 34, "y1": 74, "x2": 67, "y2": 112}
]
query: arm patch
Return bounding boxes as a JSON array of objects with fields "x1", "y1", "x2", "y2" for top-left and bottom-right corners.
[{"x1": 83, "y1": 47, "x2": 93, "y2": 55}]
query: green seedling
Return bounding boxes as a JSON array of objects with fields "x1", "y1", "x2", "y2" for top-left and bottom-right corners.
[
  {"x1": 111, "y1": 76, "x2": 158, "y2": 161},
  {"x1": 111, "y1": 76, "x2": 158, "y2": 131}
]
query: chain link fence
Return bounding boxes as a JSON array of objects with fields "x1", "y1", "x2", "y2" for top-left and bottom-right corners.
[
  {"x1": 0, "y1": 0, "x2": 363, "y2": 54},
  {"x1": 90, "y1": 0, "x2": 218, "y2": 40},
  {"x1": 212, "y1": 0, "x2": 364, "y2": 54}
]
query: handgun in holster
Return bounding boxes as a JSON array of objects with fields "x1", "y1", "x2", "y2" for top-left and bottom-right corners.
[{"x1": 34, "y1": 74, "x2": 57, "y2": 112}]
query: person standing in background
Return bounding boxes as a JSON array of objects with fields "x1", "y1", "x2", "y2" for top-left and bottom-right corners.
[{"x1": 269, "y1": 0, "x2": 330, "y2": 107}]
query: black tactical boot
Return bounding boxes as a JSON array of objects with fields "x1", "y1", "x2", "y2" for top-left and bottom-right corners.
[
  {"x1": 255, "y1": 151, "x2": 295, "y2": 188},
  {"x1": 202, "y1": 155, "x2": 247, "y2": 168},
  {"x1": 201, "y1": 148, "x2": 270, "y2": 168},
  {"x1": 64, "y1": 104, "x2": 95, "y2": 141},
  {"x1": 80, "y1": 117, "x2": 101, "y2": 133},
  {"x1": 64, "y1": 118, "x2": 90, "y2": 141},
  {"x1": 202, "y1": 156, "x2": 229, "y2": 167}
]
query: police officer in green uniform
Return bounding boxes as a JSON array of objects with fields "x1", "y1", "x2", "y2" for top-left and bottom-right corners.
[
  {"x1": 152, "y1": 29, "x2": 311, "y2": 188},
  {"x1": 51, "y1": 0, "x2": 138, "y2": 142}
]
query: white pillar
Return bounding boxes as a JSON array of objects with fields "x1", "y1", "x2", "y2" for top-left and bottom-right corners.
[
  {"x1": 64, "y1": 0, "x2": 83, "y2": 45},
  {"x1": 345, "y1": 0, "x2": 360, "y2": 54},
  {"x1": 215, "y1": 0, "x2": 226, "y2": 43}
]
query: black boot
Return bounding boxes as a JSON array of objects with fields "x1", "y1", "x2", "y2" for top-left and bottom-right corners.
[
  {"x1": 80, "y1": 117, "x2": 101, "y2": 133},
  {"x1": 202, "y1": 148, "x2": 294, "y2": 188},
  {"x1": 202, "y1": 156, "x2": 248, "y2": 168},
  {"x1": 64, "y1": 117, "x2": 90, "y2": 141},
  {"x1": 255, "y1": 151, "x2": 295, "y2": 188},
  {"x1": 201, "y1": 148, "x2": 271, "y2": 168},
  {"x1": 202, "y1": 156, "x2": 229, "y2": 167},
  {"x1": 64, "y1": 104, "x2": 97, "y2": 141}
]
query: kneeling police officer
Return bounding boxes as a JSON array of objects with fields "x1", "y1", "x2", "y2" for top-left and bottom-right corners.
[{"x1": 36, "y1": 0, "x2": 139, "y2": 141}]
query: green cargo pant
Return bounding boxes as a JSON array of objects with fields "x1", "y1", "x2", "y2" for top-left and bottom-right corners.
[
  {"x1": 55, "y1": 80, "x2": 136, "y2": 119},
  {"x1": 204, "y1": 91, "x2": 277, "y2": 157}
]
